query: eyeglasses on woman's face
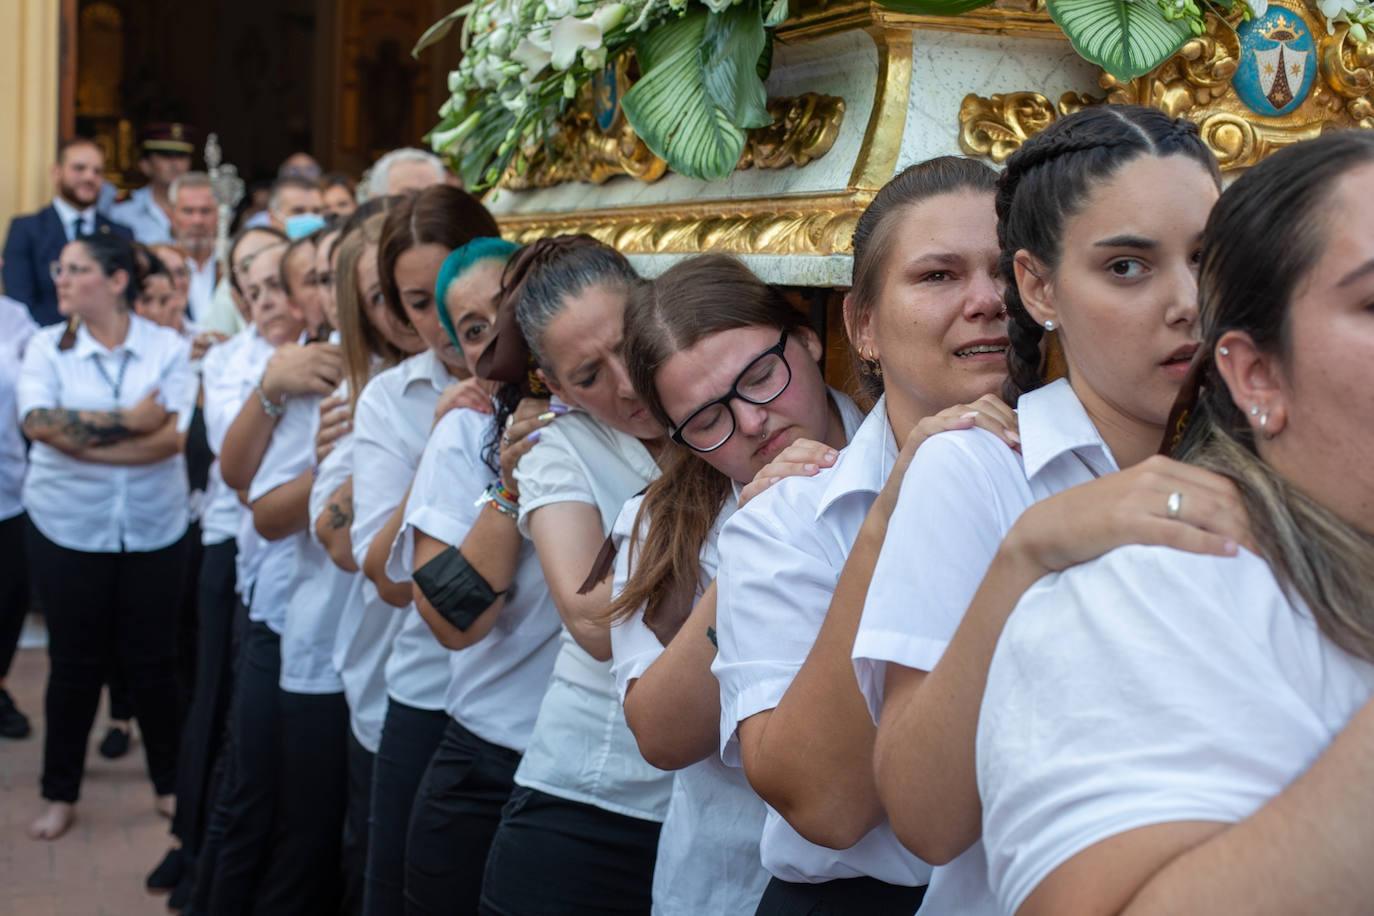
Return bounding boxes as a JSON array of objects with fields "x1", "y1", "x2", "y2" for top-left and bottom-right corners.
[
  {"x1": 670, "y1": 328, "x2": 793, "y2": 452},
  {"x1": 50, "y1": 261, "x2": 96, "y2": 281}
]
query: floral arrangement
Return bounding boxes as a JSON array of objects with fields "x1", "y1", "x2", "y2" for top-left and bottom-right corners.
[
  {"x1": 421, "y1": 0, "x2": 1373, "y2": 189},
  {"x1": 419, "y1": 0, "x2": 787, "y2": 188}
]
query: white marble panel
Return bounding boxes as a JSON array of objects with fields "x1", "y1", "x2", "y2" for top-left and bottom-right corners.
[
  {"x1": 897, "y1": 31, "x2": 1101, "y2": 170},
  {"x1": 628, "y1": 252, "x2": 853, "y2": 286}
]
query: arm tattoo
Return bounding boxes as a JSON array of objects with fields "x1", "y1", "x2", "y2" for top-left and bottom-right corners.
[
  {"x1": 25, "y1": 408, "x2": 134, "y2": 447},
  {"x1": 327, "y1": 496, "x2": 353, "y2": 531}
]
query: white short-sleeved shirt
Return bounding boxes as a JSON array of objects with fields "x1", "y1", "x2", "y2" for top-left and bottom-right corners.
[
  {"x1": 109, "y1": 186, "x2": 172, "y2": 246},
  {"x1": 309, "y1": 378, "x2": 400, "y2": 750},
  {"x1": 850, "y1": 378, "x2": 1117, "y2": 913},
  {"x1": 350, "y1": 349, "x2": 458, "y2": 711},
  {"x1": 979, "y1": 545, "x2": 1374, "y2": 914},
  {"x1": 713, "y1": 393, "x2": 928, "y2": 886},
  {"x1": 261, "y1": 382, "x2": 352, "y2": 694},
  {"x1": 510, "y1": 406, "x2": 673, "y2": 821},
  {"x1": 389, "y1": 407, "x2": 561, "y2": 752},
  {"x1": 246, "y1": 389, "x2": 320, "y2": 636},
  {"x1": 18, "y1": 314, "x2": 196, "y2": 552},
  {"x1": 610, "y1": 492, "x2": 770, "y2": 916},
  {"x1": 0, "y1": 299, "x2": 39, "y2": 521},
  {"x1": 202, "y1": 326, "x2": 275, "y2": 584},
  {"x1": 199, "y1": 328, "x2": 265, "y2": 547}
]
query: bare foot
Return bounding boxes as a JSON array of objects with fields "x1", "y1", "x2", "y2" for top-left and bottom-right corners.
[
  {"x1": 28, "y1": 801, "x2": 75, "y2": 840},
  {"x1": 155, "y1": 793, "x2": 175, "y2": 820}
]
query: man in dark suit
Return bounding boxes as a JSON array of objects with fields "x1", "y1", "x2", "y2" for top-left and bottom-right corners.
[{"x1": 2, "y1": 138, "x2": 134, "y2": 327}]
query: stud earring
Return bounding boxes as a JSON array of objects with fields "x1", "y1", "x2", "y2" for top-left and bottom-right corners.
[
  {"x1": 1218, "y1": 346, "x2": 1229, "y2": 356},
  {"x1": 1249, "y1": 405, "x2": 1260, "y2": 416},
  {"x1": 1043, "y1": 320, "x2": 1057, "y2": 332},
  {"x1": 1260, "y1": 411, "x2": 1269, "y2": 430}
]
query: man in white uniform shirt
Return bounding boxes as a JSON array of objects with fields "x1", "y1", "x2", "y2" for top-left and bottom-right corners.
[
  {"x1": 110, "y1": 123, "x2": 194, "y2": 246},
  {"x1": 168, "y1": 173, "x2": 228, "y2": 333}
]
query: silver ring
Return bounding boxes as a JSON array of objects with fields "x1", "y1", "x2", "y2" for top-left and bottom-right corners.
[
  {"x1": 501, "y1": 433, "x2": 511, "y2": 447},
  {"x1": 1166, "y1": 491, "x2": 1183, "y2": 520},
  {"x1": 505, "y1": 413, "x2": 516, "y2": 430}
]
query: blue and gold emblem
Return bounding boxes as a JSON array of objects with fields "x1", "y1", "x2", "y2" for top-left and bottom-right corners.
[{"x1": 1234, "y1": 5, "x2": 1317, "y2": 117}]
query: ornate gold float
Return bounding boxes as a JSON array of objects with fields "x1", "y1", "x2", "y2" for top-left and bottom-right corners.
[{"x1": 488, "y1": 0, "x2": 1373, "y2": 273}]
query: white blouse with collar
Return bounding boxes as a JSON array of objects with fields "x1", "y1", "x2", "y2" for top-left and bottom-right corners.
[
  {"x1": 852, "y1": 377, "x2": 1119, "y2": 914},
  {"x1": 17, "y1": 314, "x2": 196, "y2": 552}
]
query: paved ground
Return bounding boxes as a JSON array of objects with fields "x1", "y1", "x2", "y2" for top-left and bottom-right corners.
[{"x1": 1, "y1": 644, "x2": 174, "y2": 915}]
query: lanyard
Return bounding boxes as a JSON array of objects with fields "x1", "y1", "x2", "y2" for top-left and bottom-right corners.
[{"x1": 92, "y1": 350, "x2": 134, "y2": 403}]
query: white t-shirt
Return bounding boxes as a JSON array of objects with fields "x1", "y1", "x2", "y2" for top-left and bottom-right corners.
[
  {"x1": 610, "y1": 492, "x2": 770, "y2": 916},
  {"x1": 0, "y1": 298, "x2": 39, "y2": 521},
  {"x1": 350, "y1": 349, "x2": 457, "y2": 711},
  {"x1": 389, "y1": 407, "x2": 561, "y2": 752},
  {"x1": 713, "y1": 393, "x2": 928, "y2": 886},
  {"x1": 246, "y1": 389, "x2": 319, "y2": 636},
  {"x1": 851, "y1": 378, "x2": 1117, "y2": 913},
  {"x1": 18, "y1": 314, "x2": 196, "y2": 552},
  {"x1": 511, "y1": 406, "x2": 673, "y2": 821},
  {"x1": 202, "y1": 326, "x2": 274, "y2": 583},
  {"x1": 979, "y1": 545, "x2": 1374, "y2": 914}
]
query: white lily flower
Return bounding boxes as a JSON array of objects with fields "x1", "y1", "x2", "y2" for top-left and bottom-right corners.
[
  {"x1": 550, "y1": 15, "x2": 603, "y2": 70},
  {"x1": 511, "y1": 35, "x2": 553, "y2": 75},
  {"x1": 591, "y1": 3, "x2": 630, "y2": 31}
]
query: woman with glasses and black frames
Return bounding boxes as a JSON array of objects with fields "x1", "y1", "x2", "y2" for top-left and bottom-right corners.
[
  {"x1": 17, "y1": 233, "x2": 198, "y2": 841},
  {"x1": 604, "y1": 254, "x2": 859, "y2": 915}
]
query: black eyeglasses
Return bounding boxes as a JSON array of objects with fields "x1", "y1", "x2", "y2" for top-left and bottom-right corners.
[{"x1": 670, "y1": 329, "x2": 792, "y2": 452}]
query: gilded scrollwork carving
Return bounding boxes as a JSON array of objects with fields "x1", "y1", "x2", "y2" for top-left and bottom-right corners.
[
  {"x1": 498, "y1": 195, "x2": 864, "y2": 257},
  {"x1": 957, "y1": 91, "x2": 1059, "y2": 162},
  {"x1": 739, "y1": 94, "x2": 848, "y2": 170},
  {"x1": 500, "y1": 91, "x2": 846, "y2": 191},
  {"x1": 958, "y1": 2, "x2": 1374, "y2": 172}
]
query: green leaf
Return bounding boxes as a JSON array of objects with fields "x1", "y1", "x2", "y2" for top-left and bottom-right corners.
[
  {"x1": 871, "y1": 0, "x2": 995, "y2": 15},
  {"x1": 622, "y1": 11, "x2": 749, "y2": 181},
  {"x1": 701, "y1": 5, "x2": 771, "y2": 129},
  {"x1": 413, "y1": 5, "x2": 471, "y2": 58},
  {"x1": 1046, "y1": 0, "x2": 1193, "y2": 81}
]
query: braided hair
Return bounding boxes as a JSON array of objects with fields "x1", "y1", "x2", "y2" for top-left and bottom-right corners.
[{"x1": 996, "y1": 105, "x2": 1219, "y2": 404}]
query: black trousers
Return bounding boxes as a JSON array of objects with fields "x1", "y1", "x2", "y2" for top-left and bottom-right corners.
[
  {"x1": 362, "y1": 698, "x2": 447, "y2": 916},
  {"x1": 0, "y1": 513, "x2": 29, "y2": 681},
  {"x1": 342, "y1": 731, "x2": 374, "y2": 916},
  {"x1": 479, "y1": 787, "x2": 661, "y2": 916},
  {"x1": 171, "y1": 538, "x2": 238, "y2": 856},
  {"x1": 25, "y1": 521, "x2": 187, "y2": 802},
  {"x1": 404, "y1": 719, "x2": 522, "y2": 915},
  {"x1": 754, "y1": 876, "x2": 928, "y2": 916},
  {"x1": 202, "y1": 618, "x2": 281, "y2": 916},
  {"x1": 254, "y1": 689, "x2": 349, "y2": 915}
]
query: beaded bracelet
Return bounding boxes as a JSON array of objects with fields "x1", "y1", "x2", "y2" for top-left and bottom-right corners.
[{"x1": 475, "y1": 481, "x2": 519, "y2": 520}]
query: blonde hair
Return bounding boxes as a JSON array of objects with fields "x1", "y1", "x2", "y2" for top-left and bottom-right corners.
[
  {"x1": 336, "y1": 211, "x2": 407, "y2": 408},
  {"x1": 1174, "y1": 130, "x2": 1374, "y2": 662}
]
